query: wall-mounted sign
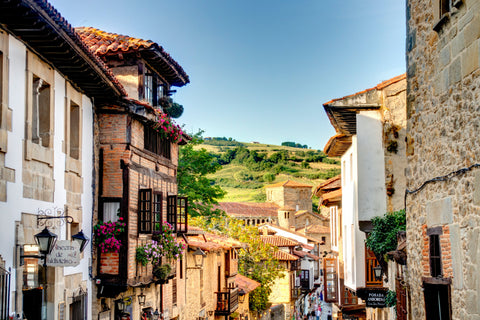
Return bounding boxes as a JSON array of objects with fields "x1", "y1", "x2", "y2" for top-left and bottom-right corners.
[
  {"x1": 46, "y1": 240, "x2": 80, "y2": 267},
  {"x1": 365, "y1": 288, "x2": 387, "y2": 308}
]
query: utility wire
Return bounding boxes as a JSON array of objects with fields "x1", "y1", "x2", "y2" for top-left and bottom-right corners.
[{"x1": 404, "y1": 163, "x2": 480, "y2": 209}]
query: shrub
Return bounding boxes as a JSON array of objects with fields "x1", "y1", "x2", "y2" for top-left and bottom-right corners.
[
  {"x1": 365, "y1": 210, "x2": 406, "y2": 258},
  {"x1": 263, "y1": 173, "x2": 276, "y2": 182}
]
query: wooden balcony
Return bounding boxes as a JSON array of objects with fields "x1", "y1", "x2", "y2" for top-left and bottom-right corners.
[{"x1": 215, "y1": 288, "x2": 239, "y2": 316}]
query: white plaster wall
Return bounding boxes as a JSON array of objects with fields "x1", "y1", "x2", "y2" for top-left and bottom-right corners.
[
  {"x1": 0, "y1": 34, "x2": 93, "y2": 319},
  {"x1": 340, "y1": 139, "x2": 365, "y2": 290},
  {"x1": 356, "y1": 111, "x2": 386, "y2": 221}
]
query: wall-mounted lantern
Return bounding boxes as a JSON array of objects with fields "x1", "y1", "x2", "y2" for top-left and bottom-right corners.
[
  {"x1": 138, "y1": 288, "x2": 146, "y2": 306},
  {"x1": 373, "y1": 265, "x2": 383, "y2": 281},
  {"x1": 34, "y1": 227, "x2": 57, "y2": 257},
  {"x1": 72, "y1": 230, "x2": 89, "y2": 253}
]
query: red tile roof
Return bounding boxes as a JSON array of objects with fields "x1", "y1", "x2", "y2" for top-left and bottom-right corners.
[
  {"x1": 260, "y1": 235, "x2": 299, "y2": 247},
  {"x1": 235, "y1": 274, "x2": 260, "y2": 294},
  {"x1": 272, "y1": 250, "x2": 299, "y2": 261},
  {"x1": 294, "y1": 250, "x2": 320, "y2": 261},
  {"x1": 217, "y1": 202, "x2": 279, "y2": 218},
  {"x1": 306, "y1": 225, "x2": 330, "y2": 234},
  {"x1": 257, "y1": 223, "x2": 321, "y2": 244},
  {"x1": 265, "y1": 180, "x2": 313, "y2": 189},
  {"x1": 75, "y1": 27, "x2": 189, "y2": 86}
]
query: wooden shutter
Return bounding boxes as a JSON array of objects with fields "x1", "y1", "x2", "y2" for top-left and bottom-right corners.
[
  {"x1": 138, "y1": 189, "x2": 152, "y2": 233},
  {"x1": 167, "y1": 195, "x2": 177, "y2": 232}
]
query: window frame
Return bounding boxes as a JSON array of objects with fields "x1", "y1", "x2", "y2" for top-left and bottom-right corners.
[
  {"x1": 138, "y1": 189, "x2": 153, "y2": 234},
  {"x1": 25, "y1": 51, "x2": 55, "y2": 164},
  {"x1": 427, "y1": 227, "x2": 443, "y2": 277}
]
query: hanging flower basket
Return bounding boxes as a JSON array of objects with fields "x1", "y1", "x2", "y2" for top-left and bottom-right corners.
[
  {"x1": 93, "y1": 218, "x2": 126, "y2": 253},
  {"x1": 153, "y1": 263, "x2": 172, "y2": 281},
  {"x1": 135, "y1": 222, "x2": 186, "y2": 266},
  {"x1": 151, "y1": 111, "x2": 184, "y2": 144}
]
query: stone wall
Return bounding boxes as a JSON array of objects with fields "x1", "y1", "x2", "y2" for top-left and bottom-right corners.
[{"x1": 406, "y1": 0, "x2": 480, "y2": 318}]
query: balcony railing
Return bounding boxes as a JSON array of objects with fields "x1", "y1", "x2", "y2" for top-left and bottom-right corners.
[{"x1": 215, "y1": 288, "x2": 239, "y2": 316}]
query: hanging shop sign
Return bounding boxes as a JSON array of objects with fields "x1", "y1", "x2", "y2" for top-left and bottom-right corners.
[
  {"x1": 46, "y1": 240, "x2": 80, "y2": 267},
  {"x1": 365, "y1": 289, "x2": 387, "y2": 308}
]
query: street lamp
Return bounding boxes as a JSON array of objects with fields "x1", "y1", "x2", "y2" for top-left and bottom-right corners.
[
  {"x1": 72, "y1": 230, "x2": 89, "y2": 253},
  {"x1": 238, "y1": 289, "x2": 246, "y2": 303},
  {"x1": 35, "y1": 227, "x2": 58, "y2": 256},
  {"x1": 193, "y1": 247, "x2": 206, "y2": 268},
  {"x1": 138, "y1": 288, "x2": 146, "y2": 306},
  {"x1": 34, "y1": 227, "x2": 57, "y2": 320},
  {"x1": 373, "y1": 265, "x2": 383, "y2": 281},
  {"x1": 117, "y1": 298, "x2": 125, "y2": 313}
]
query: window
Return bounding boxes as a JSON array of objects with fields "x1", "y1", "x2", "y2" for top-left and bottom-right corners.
[
  {"x1": 324, "y1": 258, "x2": 337, "y2": 302},
  {"x1": 167, "y1": 195, "x2": 188, "y2": 233},
  {"x1": 427, "y1": 227, "x2": 443, "y2": 277},
  {"x1": 144, "y1": 125, "x2": 171, "y2": 159},
  {"x1": 144, "y1": 72, "x2": 154, "y2": 106},
  {"x1": 430, "y1": 234, "x2": 442, "y2": 277},
  {"x1": 172, "y1": 278, "x2": 177, "y2": 305},
  {"x1": 69, "y1": 101, "x2": 80, "y2": 159},
  {"x1": 139, "y1": 189, "x2": 153, "y2": 233},
  {"x1": 433, "y1": 0, "x2": 462, "y2": 31},
  {"x1": 102, "y1": 200, "x2": 121, "y2": 223},
  {"x1": 32, "y1": 76, "x2": 51, "y2": 147},
  {"x1": 26, "y1": 52, "x2": 54, "y2": 152},
  {"x1": 153, "y1": 192, "x2": 163, "y2": 232},
  {"x1": 424, "y1": 283, "x2": 451, "y2": 320},
  {"x1": 139, "y1": 190, "x2": 163, "y2": 233},
  {"x1": 330, "y1": 206, "x2": 338, "y2": 248}
]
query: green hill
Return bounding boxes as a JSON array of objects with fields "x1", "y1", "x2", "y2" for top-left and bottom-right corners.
[{"x1": 198, "y1": 138, "x2": 341, "y2": 203}]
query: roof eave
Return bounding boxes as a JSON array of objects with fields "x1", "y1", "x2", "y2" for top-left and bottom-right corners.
[{"x1": 0, "y1": 0, "x2": 125, "y2": 100}]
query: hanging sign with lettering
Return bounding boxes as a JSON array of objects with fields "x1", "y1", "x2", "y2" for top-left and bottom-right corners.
[
  {"x1": 46, "y1": 240, "x2": 80, "y2": 267},
  {"x1": 365, "y1": 289, "x2": 387, "y2": 308}
]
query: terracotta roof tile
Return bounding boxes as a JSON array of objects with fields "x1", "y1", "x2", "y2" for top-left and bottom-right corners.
[
  {"x1": 294, "y1": 250, "x2": 320, "y2": 261},
  {"x1": 75, "y1": 27, "x2": 189, "y2": 86},
  {"x1": 260, "y1": 235, "x2": 299, "y2": 247},
  {"x1": 257, "y1": 223, "x2": 321, "y2": 244},
  {"x1": 217, "y1": 202, "x2": 279, "y2": 217},
  {"x1": 306, "y1": 225, "x2": 330, "y2": 234},
  {"x1": 265, "y1": 180, "x2": 313, "y2": 189},
  {"x1": 235, "y1": 274, "x2": 260, "y2": 294},
  {"x1": 272, "y1": 250, "x2": 299, "y2": 261}
]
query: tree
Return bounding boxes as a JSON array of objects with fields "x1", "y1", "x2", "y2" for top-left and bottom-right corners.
[
  {"x1": 190, "y1": 216, "x2": 283, "y2": 312},
  {"x1": 177, "y1": 131, "x2": 226, "y2": 217}
]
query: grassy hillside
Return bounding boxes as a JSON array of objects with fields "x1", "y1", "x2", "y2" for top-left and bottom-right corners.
[{"x1": 197, "y1": 139, "x2": 341, "y2": 203}]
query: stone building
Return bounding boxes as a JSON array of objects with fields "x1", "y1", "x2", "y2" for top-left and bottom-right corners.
[
  {"x1": 405, "y1": 0, "x2": 480, "y2": 318},
  {"x1": 74, "y1": 27, "x2": 191, "y2": 319},
  {"x1": 0, "y1": 1, "x2": 126, "y2": 319}
]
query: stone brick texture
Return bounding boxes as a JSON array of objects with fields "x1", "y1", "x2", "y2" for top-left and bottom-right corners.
[{"x1": 406, "y1": 0, "x2": 480, "y2": 318}]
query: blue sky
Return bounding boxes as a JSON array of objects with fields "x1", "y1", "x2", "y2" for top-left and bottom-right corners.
[{"x1": 49, "y1": 0, "x2": 406, "y2": 150}]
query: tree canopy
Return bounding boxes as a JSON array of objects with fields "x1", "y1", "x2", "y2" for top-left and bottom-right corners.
[
  {"x1": 190, "y1": 216, "x2": 283, "y2": 312},
  {"x1": 177, "y1": 131, "x2": 226, "y2": 218}
]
